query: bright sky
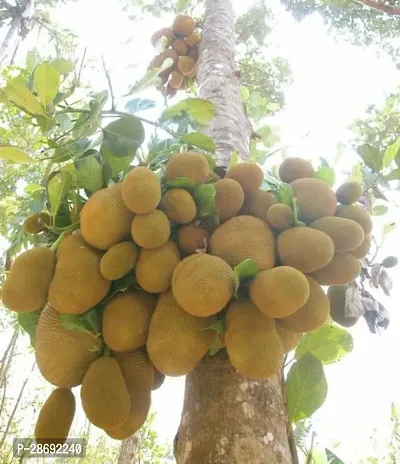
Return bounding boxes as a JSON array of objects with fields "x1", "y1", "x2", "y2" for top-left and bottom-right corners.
[{"x1": 1, "y1": 0, "x2": 400, "y2": 462}]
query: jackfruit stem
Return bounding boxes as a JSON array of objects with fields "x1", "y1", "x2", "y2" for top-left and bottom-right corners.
[{"x1": 50, "y1": 232, "x2": 67, "y2": 253}]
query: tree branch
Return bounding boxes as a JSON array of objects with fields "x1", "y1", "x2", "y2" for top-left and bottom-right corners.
[
  {"x1": 101, "y1": 55, "x2": 116, "y2": 112},
  {"x1": 353, "y1": 0, "x2": 400, "y2": 15}
]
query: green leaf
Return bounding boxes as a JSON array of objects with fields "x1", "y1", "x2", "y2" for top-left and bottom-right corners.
[
  {"x1": 55, "y1": 113, "x2": 72, "y2": 131},
  {"x1": 102, "y1": 116, "x2": 145, "y2": 157},
  {"x1": 160, "y1": 98, "x2": 215, "y2": 125},
  {"x1": 209, "y1": 335, "x2": 225, "y2": 356},
  {"x1": 279, "y1": 183, "x2": 294, "y2": 206},
  {"x1": 372, "y1": 205, "x2": 388, "y2": 216},
  {"x1": 128, "y1": 69, "x2": 162, "y2": 95},
  {"x1": 193, "y1": 184, "x2": 217, "y2": 217},
  {"x1": 180, "y1": 132, "x2": 216, "y2": 153},
  {"x1": 26, "y1": 49, "x2": 39, "y2": 71},
  {"x1": 73, "y1": 90, "x2": 108, "y2": 139},
  {"x1": 295, "y1": 324, "x2": 353, "y2": 364},
  {"x1": 59, "y1": 309, "x2": 101, "y2": 337},
  {"x1": 383, "y1": 138, "x2": 400, "y2": 169},
  {"x1": 50, "y1": 58, "x2": 75, "y2": 75},
  {"x1": 36, "y1": 116, "x2": 56, "y2": 134},
  {"x1": 233, "y1": 259, "x2": 261, "y2": 297},
  {"x1": 286, "y1": 353, "x2": 328, "y2": 422},
  {"x1": 18, "y1": 310, "x2": 41, "y2": 347},
  {"x1": 34, "y1": 63, "x2": 61, "y2": 106},
  {"x1": 75, "y1": 155, "x2": 104, "y2": 193},
  {"x1": 6, "y1": 81, "x2": 46, "y2": 116},
  {"x1": 125, "y1": 98, "x2": 156, "y2": 113},
  {"x1": 383, "y1": 222, "x2": 396, "y2": 240},
  {"x1": 229, "y1": 151, "x2": 240, "y2": 168},
  {"x1": 52, "y1": 138, "x2": 92, "y2": 163},
  {"x1": 357, "y1": 144, "x2": 383, "y2": 173},
  {"x1": 316, "y1": 166, "x2": 336, "y2": 186},
  {"x1": 166, "y1": 177, "x2": 197, "y2": 190},
  {"x1": 240, "y1": 86, "x2": 250, "y2": 102},
  {"x1": 0, "y1": 147, "x2": 32, "y2": 164},
  {"x1": 203, "y1": 320, "x2": 225, "y2": 333},
  {"x1": 102, "y1": 147, "x2": 133, "y2": 181},
  {"x1": 203, "y1": 153, "x2": 216, "y2": 171},
  {"x1": 383, "y1": 168, "x2": 400, "y2": 182},
  {"x1": 311, "y1": 447, "x2": 329, "y2": 464},
  {"x1": 292, "y1": 197, "x2": 306, "y2": 227},
  {"x1": 47, "y1": 171, "x2": 73, "y2": 216},
  {"x1": 176, "y1": 0, "x2": 186, "y2": 13}
]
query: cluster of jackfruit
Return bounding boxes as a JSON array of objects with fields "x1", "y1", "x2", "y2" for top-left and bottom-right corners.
[
  {"x1": 150, "y1": 14, "x2": 200, "y2": 97},
  {"x1": 0, "y1": 153, "x2": 372, "y2": 443}
]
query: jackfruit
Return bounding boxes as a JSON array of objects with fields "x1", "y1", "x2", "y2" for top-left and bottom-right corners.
[
  {"x1": 240, "y1": 190, "x2": 278, "y2": 221},
  {"x1": 81, "y1": 357, "x2": 130, "y2": 430},
  {"x1": 102, "y1": 291, "x2": 156, "y2": 352},
  {"x1": 290, "y1": 178, "x2": 337, "y2": 222},
  {"x1": 23, "y1": 212, "x2": 51, "y2": 234},
  {"x1": 225, "y1": 299, "x2": 283, "y2": 379},
  {"x1": 151, "y1": 27, "x2": 173, "y2": 46},
  {"x1": 172, "y1": 39, "x2": 188, "y2": 56},
  {"x1": 225, "y1": 162, "x2": 263, "y2": 193},
  {"x1": 49, "y1": 234, "x2": 111, "y2": 315},
  {"x1": 35, "y1": 388, "x2": 75, "y2": 445},
  {"x1": 249, "y1": 266, "x2": 310, "y2": 318},
  {"x1": 266, "y1": 204, "x2": 294, "y2": 231},
  {"x1": 277, "y1": 227, "x2": 334, "y2": 273},
  {"x1": 35, "y1": 305, "x2": 102, "y2": 388},
  {"x1": 160, "y1": 188, "x2": 197, "y2": 224},
  {"x1": 166, "y1": 151, "x2": 210, "y2": 185},
  {"x1": 276, "y1": 324, "x2": 302, "y2": 353},
  {"x1": 152, "y1": 368, "x2": 166, "y2": 390},
  {"x1": 336, "y1": 182, "x2": 362, "y2": 205},
  {"x1": 335, "y1": 204, "x2": 373, "y2": 235},
  {"x1": 177, "y1": 225, "x2": 209, "y2": 256},
  {"x1": 310, "y1": 217, "x2": 364, "y2": 253},
  {"x1": 121, "y1": 167, "x2": 161, "y2": 214},
  {"x1": 278, "y1": 276, "x2": 330, "y2": 333},
  {"x1": 147, "y1": 290, "x2": 216, "y2": 376},
  {"x1": 135, "y1": 241, "x2": 181, "y2": 293},
  {"x1": 172, "y1": 254, "x2": 235, "y2": 317},
  {"x1": 173, "y1": 15, "x2": 196, "y2": 37},
  {"x1": 350, "y1": 234, "x2": 371, "y2": 259},
  {"x1": 1, "y1": 247, "x2": 55, "y2": 313},
  {"x1": 279, "y1": 157, "x2": 315, "y2": 184},
  {"x1": 188, "y1": 46, "x2": 199, "y2": 62},
  {"x1": 327, "y1": 285, "x2": 359, "y2": 327},
  {"x1": 113, "y1": 348, "x2": 154, "y2": 393},
  {"x1": 210, "y1": 215, "x2": 276, "y2": 270},
  {"x1": 309, "y1": 253, "x2": 361, "y2": 286},
  {"x1": 215, "y1": 178, "x2": 244, "y2": 222},
  {"x1": 80, "y1": 183, "x2": 134, "y2": 250},
  {"x1": 100, "y1": 241, "x2": 138, "y2": 280},
  {"x1": 185, "y1": 32, "x2": 200, "y2": 47},
  {"x1": 131, "y1": 210, "x2": 170, "y2": 249},
  {"x1": 177, "y1": 56, "x2": 195, "y2": 76},
  {"x1": 169, "y1": 71, "x2": 184, "y2": 89}
]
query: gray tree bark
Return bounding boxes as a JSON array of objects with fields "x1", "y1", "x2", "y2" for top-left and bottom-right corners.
[
  {"x1": 174, "y1": 1, "x2": 293, "y2": 463},
  {"x1": 118, "y1": 435, "x2": 139, "y2": 464}
]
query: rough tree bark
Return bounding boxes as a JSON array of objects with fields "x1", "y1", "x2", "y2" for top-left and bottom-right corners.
[
  {"x1": 174, "y1": 1, "x2": 293, "y2": 463},
  {"x1": 118, "y1": 435, "x2": 139, "y2": 464}
]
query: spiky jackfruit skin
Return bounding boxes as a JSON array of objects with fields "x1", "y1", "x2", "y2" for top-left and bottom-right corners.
[
  {"x1": 1, "y1": 248, "x2": 55, "y2": 313},
  {"x1": 277, "y1": 227, "x2": 334, "y2": 273},
  {"x1": 102, "y1": 291, "x2": 156, "y2": 352},
  {"x1": 23, "y1": 212, "x2": 51, "y2": 234},
  {"x1": 131, "y1": 210, "x2": 170, "y2": 249},
  {"x1": 210, "y1": 216, "x2": 276, "y2": 270},
  {"x1": 81, "y1": 357, "x2": 130, "y2": 430},
  {"x1": 151, "y1": 27, "x2": 173, "y2": 46},
  {"x1": 225, "y1": 300, "x2": 284, "y2": 379},
  {"x1": 160, "y1": 188, "x2": 197, "y2": 224},
  {"x1": 35, "y1": 388, "x2": 75, "y2": 445},
  {"x1": 336, "y1": 182, "x2": 362, "y2": 205},
  {"x1": 152, "y1": 368, "x2": 166, "y2": 390},
  {"x1": 225, "y1": 162, "x2": 264, "y2": 193},
  {"x1": 266, "y1": 204, "x2": 294, "y2": 231},
  {"x1": 35, "y1": 305, "x2": 102, "y2": 388},
  {"x1": 215, "y1": 178, "x2": 244, "y2": 222},
  {"x1": 290, "y1": 178, "x2": 337, "y2": 222},
  {"x1": 172, "y1": 254, "x2": 235, "y2": 317},
  {"x1": 172, "y1": 39, "x2": 188, "y2": 56},
  {"x1": 121, "y1": 167, "x2": 161, "y2": 215},
  {"x1": 100, "y1": 241, "x2": 138, "y2": 280},
  {"x1": 335, "y1": 204, "x2": 373, "y2": 235},
  {"x1": 327, "y1": 285, "x2": 359, "y2": 327},
  {"x1": 185, "y1": 32, "x2": 200, "y2": 47},
  {"x1": 113, "y1": 348, "x2": 154, "y2": 393},
  {"x1": 309, "y1": 254, "x2": 361, "y2": 286},
  {"x1": 177, "y1": 56, "x2": 195, "y2": 76},
  {"x1": 350, "y1": 234, "x2": 371, "y2": 259},
  {"x1": 240, "y1": 190, "x2": 278, "y2": 221},
  {"x1": 49, "y1": 235, "x2": 111, "y2": 315},
  {"x1": 135, "y1": 241, "x2": 181, "y2": 293},
  {"x1": 147, "y1": 290, "x2": 216, "y2": 376},
  {"x1": 278, "y1": 157, "x2": 315, "y2": 184},
  {"x1": 249, "y1": 266, "x2": 310, "y2": 318},
  {"x1": 278, "y1": 276, "x2": 330, "y2": 333},
  {"x1": 173, "y1": 14, "x2": 196, "y2": 37},
  {"x1": 177, "y1": 225, "x2": 209, "y2": 256},
  {"x1": 80, "y1": 184, "x2": 134, "y2": 250},
  {"x1": 166, "y1": 152, "x2": 210, "y2": 185},
  {"x1": 310, "y1": 217, "x2": 364, "y2": 253},
  {"x1": 276, "y1": 324, "x2": 302, "y2": 353}
]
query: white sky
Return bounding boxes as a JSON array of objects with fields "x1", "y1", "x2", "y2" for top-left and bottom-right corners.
[{"x1": 1, "y1": 0, "x2": 400, "y2": 462}]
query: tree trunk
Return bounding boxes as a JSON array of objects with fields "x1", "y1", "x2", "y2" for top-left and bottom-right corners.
[
  {"x1": 174, "y1": 1, "x2": 293, "y2": 463},
  {"x1": 118, "y1": 435, "x2": 139, "y2": 464}
]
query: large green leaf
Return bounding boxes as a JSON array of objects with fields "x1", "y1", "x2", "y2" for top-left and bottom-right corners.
[
  {"x1": 73, "y1": 90, "x2": 108, "y2": 139},
  {"x1": 59, "y1": 308, "x2": 101, "y2": 336},
  {"x1": 102, "y1": 147, "x2": 133, "y2": 182},
  {"x1": 372, "y1": 205, "x2": 388, "y2": 216},
  {"x1": 193, "y1": 184, "x2": 217, "y2": 217},
  {"x1": 383, "y1": 138, "x2": 400, "y2": 169},
  {"x1": 75, "y1": 155, "x2": 104, "y2": 193},
  {"x1": 286, "y1": 353, "x2": 328, "y2": 422},
  {"x1": 52, "y1": 138, "x2": 91, "y2": 163},
  {"x1": 0, "y1": 147, "x2": 32, "y2": 164},
  {"x1": 34, "y1": 63, "x2": 61, "y2": 106},
  {"x1": 233, "y1": 259, "x2": 261, "y2": 297},
  {"x1": 316, "y1": 166, "x2": 336, "y2": 186},
  {"x1": 18, "y1": 309, "x2": 42, "y2": 347},
  {"x1": 102, "y1": 116, "x2": 145, "y2": 157},
  {"x1": 47, "y1": 171, "x2": 73, "y2": 215},
  {"x1": 5, "y1": 81, "x2": 46, "y2": 116},
  {"x1": 180, "y1": 132, "x2": 216, "y2": 153},
  {"x1": 50, "y1": 58, "x2": 75, "y2": 75},
  {"x1": 160, "y1": 98, "x2": 215, "y2": 125},
  {"x1": 384, "y1": 168, "x2": 400, "y2": 181},
  {"x1": 357, "y1": 144, "x2": 383, "y2": 173},
  {"x1": 295, "y1": 324, "x2": 353, "y2": 365}
]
